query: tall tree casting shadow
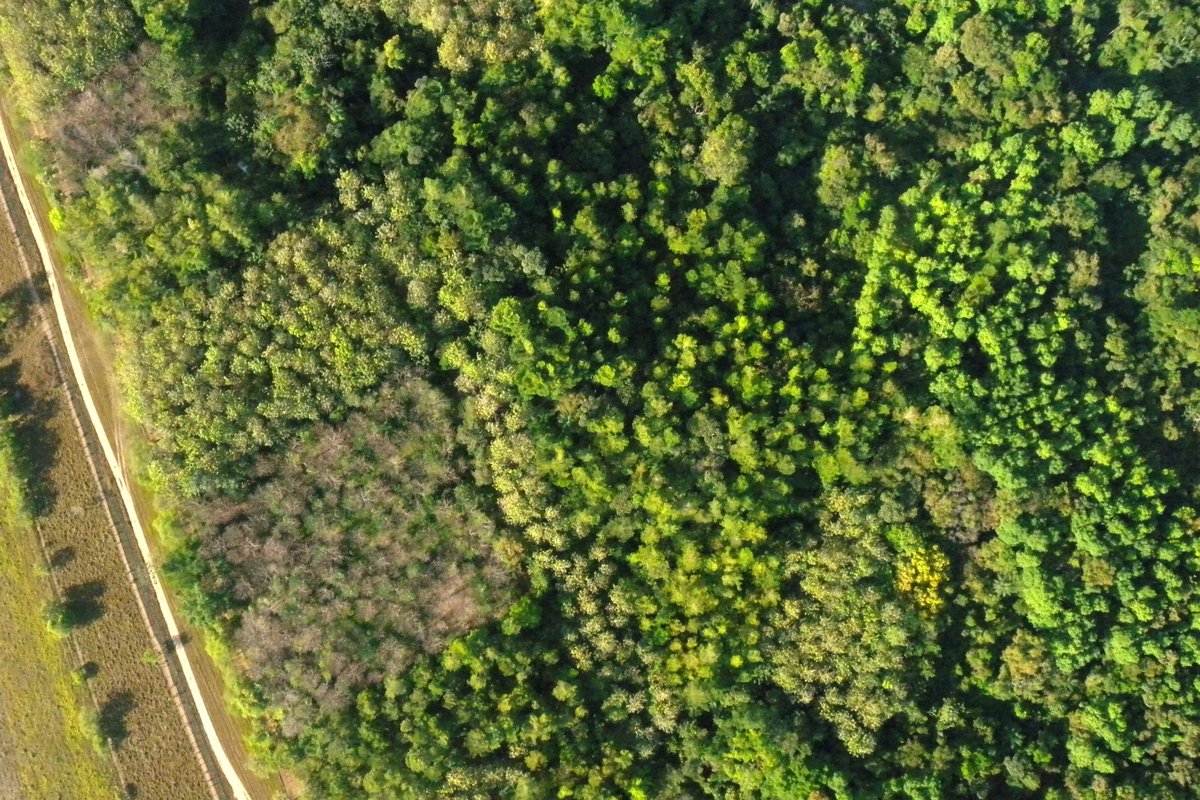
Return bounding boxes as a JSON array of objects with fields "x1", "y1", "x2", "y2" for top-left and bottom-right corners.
[
  {"x1": 58, "y1": 579, "x2": 107, "y2": 628},
  {"x1": 0, "y1": 281, "x2": 63, "y2": 515}
]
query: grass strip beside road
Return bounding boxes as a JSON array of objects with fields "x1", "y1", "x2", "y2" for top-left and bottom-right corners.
[{"x1": 0, "y1": 414, "x2": 118, "y2": 800}]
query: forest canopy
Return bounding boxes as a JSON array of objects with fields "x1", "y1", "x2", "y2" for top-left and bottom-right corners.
[{"x1": 1, "y1": 0, "x2": 1200, "y2": 798}]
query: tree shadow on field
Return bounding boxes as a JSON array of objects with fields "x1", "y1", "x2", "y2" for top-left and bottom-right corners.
[
  {"x1": 97, "y1": 690, "x2": 135, "y2": 749},
  {"x1": 0, "y1": 360, "x2": 61, "y2": 515},
  {"x1": 0, "y1": 283, "x2": 33, "y2": 330},
  {"x1": 163, "y1": 631, "x2": 191, "y2": 653},
  {"x1": 62, "y1": 580, "x2": 106, "y2": 627},
  {"x1": 49, "y1": 545, "x2": 75, "y2": 569}
]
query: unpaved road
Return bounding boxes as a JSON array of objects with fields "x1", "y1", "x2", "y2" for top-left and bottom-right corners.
[{"x1": 0, "y1": 107, "x2": 258, "y2": 799}]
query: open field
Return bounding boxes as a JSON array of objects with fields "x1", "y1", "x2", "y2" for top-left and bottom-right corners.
[
  {"x1": 0, "y1": 164, "x2": 213, "y2": 798},
  {"x1": 0, "y1": 408, "x2": 118, "y2": 799}
]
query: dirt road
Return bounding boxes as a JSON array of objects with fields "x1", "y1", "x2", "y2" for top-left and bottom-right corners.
[{"x1": 0, "y1": 105, "x2": 261, "y2": 799}]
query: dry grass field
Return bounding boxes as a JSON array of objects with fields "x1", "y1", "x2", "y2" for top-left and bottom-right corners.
[
  {"x1": 0, "y1": 178, "x2": 212, "y2": 799},
  {"x1": 0, "y1": 413, "x2": 117, "y2": 799}
]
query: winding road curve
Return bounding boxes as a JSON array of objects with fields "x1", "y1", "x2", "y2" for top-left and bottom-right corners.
[{"x1": 0, "y1": 108, "x2": 253, "y2": 800}]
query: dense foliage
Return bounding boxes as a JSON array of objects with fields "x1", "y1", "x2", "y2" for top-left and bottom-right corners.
[{"x1": 3, "y1": 0, "x2": 1200, "y2": 797}]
